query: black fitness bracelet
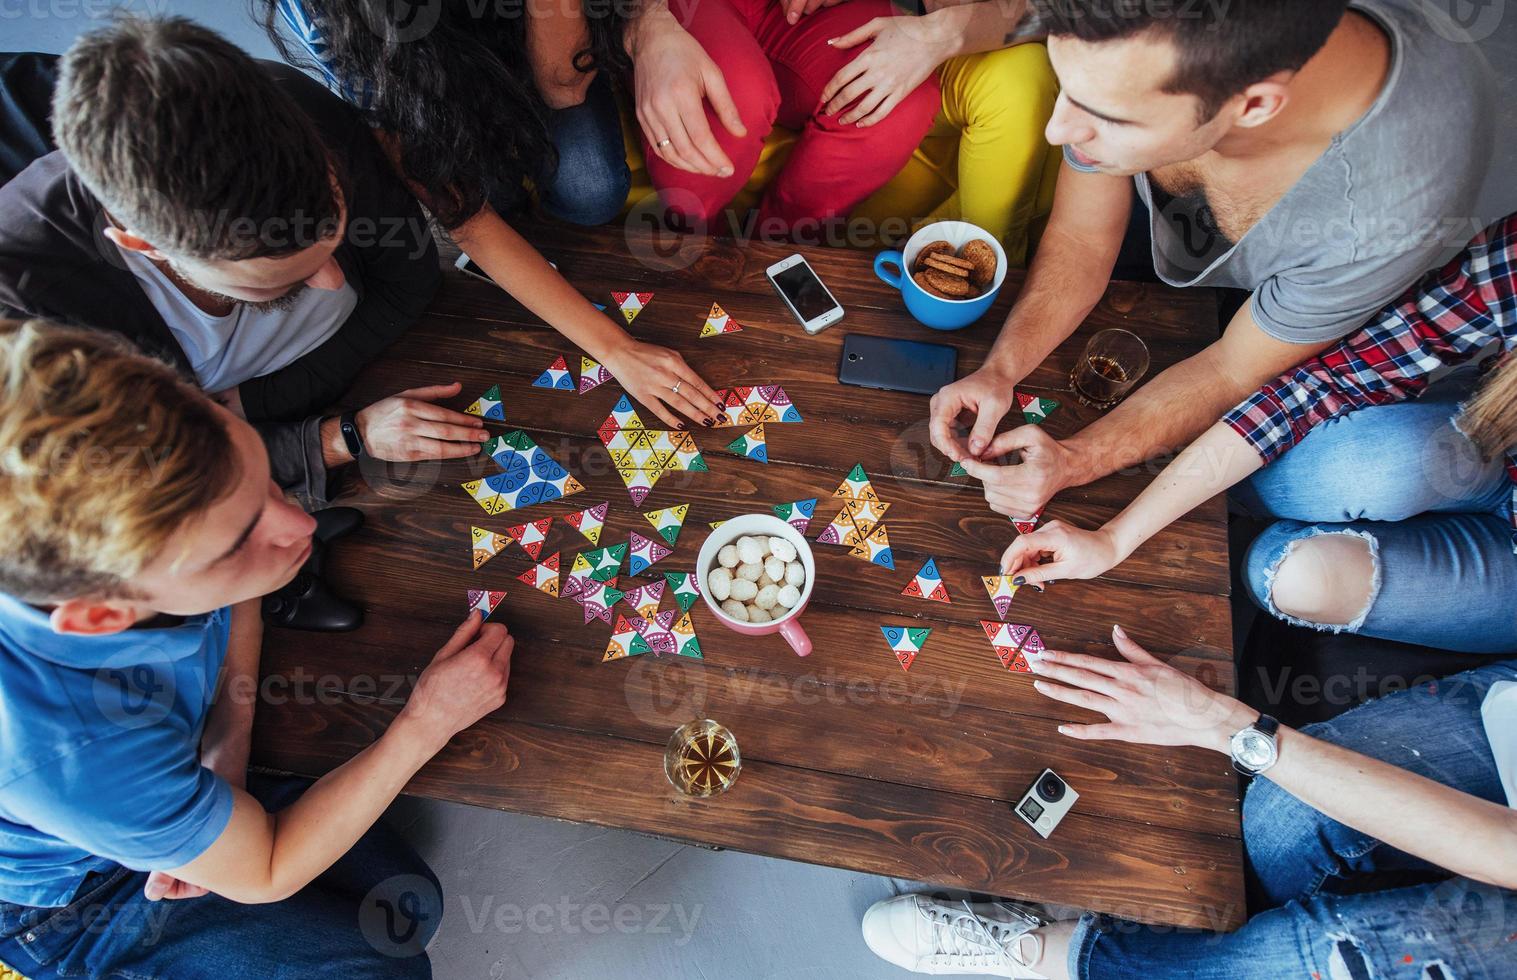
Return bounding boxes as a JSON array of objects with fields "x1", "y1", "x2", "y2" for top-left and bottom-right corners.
[{"x1": 339, "y1": 411, "x2": 366, "y2": 460}]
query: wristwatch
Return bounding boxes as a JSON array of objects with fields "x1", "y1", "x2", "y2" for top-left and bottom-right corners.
[
  {"x1": 338, "y1": 411, "x2": 366, "y2": 461},
  {"x1": 1229, "y1": 713, "x2": 1280, "y2": 776}
]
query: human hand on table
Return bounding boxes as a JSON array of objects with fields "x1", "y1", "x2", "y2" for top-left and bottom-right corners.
[
  {"x1": 398, "y1": 612, "x2": 514, "y2": 755},
  {"x1": 998, "y1": 519, "x2": 1124, "y2": 587},
  {"x1": 821, "y1": 16, "x2": 952, "y2": 126},
  {"x1": 353, "y1": 383, "x2": 491, "y2": 462},
  {"x1": 956, "y1": 425, "x2": 1077, "y2": 520},
  {"x1": 1028, "y1": 625, "x2": 1254, "y2": 752},
  {"x1": 600, "y1": 340, "x2": 725, "y2": 430},
  {"x1": 928, "y1": 364, "x2": 1021, "y2": 461},
  {"x1": 629, "y1": 7, "x2": 746, "y2": 177}
]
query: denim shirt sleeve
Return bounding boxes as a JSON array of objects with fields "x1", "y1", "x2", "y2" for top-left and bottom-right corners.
[{"x1": 274, "y1": 0, "x2": 377, "y2": 111}]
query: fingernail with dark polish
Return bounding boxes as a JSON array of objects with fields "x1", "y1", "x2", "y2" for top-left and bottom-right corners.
[
  {"x1": 1012, "y1": 576, "x2": 1026, "y2": 586},
  {"x1": 676, "y1": 422, "x2": 686, "y2": 430},
  {"x1": 702, "y1": 418, "x2": 715, "y2": 426}
]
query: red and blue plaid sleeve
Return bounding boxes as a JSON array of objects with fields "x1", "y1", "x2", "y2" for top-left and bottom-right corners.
[{"x1": 1224, "y1": 215, "x2": 1517, "y2": 464}]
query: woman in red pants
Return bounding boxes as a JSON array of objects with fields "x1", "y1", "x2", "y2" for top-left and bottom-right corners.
[{"x1": 628, "y1": 0, "x2": 943, "y2": 234}]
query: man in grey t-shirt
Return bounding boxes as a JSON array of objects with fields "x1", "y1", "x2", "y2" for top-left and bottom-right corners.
[{"x1": 930, "y1": 0, "x2": 1508, "y2": 521}]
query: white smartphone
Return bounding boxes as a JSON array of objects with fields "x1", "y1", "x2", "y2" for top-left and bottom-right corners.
[{"x1": 766, "y1": 254, "x2": 844, "y2": 334}]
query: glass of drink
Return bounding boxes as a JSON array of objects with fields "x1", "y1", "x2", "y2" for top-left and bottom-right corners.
[
  {"x1": 1070, "y1": 328, "x2": 1151, "y2": 409},
  {"x1": 664, "y1": 719, "x2": 742, "y2": 797}
]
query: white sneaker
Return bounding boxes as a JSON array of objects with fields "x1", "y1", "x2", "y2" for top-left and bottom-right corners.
[{"x1": 862, "y1": 894, "x2": 1049, "y2": 978}]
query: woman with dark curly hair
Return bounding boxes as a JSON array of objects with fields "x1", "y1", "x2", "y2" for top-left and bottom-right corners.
[{"x1": 266, "y1": 0, "x2": 723, "y2": 429}]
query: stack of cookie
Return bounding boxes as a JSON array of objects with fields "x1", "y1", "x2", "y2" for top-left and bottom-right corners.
[{"x1": 912, "y1": 239, "x2": 998, "y2": 300}]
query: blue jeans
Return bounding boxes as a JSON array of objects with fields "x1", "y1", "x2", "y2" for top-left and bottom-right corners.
[
  {"x1": 490, "y1": 72, "x2": 630, "y2": 226},
  {"x1": 0, "y1": 776, "x2": 442, "y2": 979},
  {"x1": 1070, "y1": 660, "x2": 1517, "y2": 979},
  {"x1": 1231, "y1": 368, "x2": 1517, "y2": 653}
]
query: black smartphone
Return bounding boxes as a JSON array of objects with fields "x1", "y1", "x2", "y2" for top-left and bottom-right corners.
[{"x1": 838, "y1": 334, "x2": 957, "y2": 396}]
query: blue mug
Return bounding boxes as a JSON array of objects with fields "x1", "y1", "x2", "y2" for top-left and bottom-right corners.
[{"x1": 874, "y1": 220, "x2": 1007, "y2": 331}]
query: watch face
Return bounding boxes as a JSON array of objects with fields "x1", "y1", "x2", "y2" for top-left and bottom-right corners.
[{"x1": 1235, "y1": 731, "x2": 1274, "y2": 769}]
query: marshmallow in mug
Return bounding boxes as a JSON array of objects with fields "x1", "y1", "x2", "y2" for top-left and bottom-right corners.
[{"x1": 709, "y1": 536, "x2": 804, "y2": 624}]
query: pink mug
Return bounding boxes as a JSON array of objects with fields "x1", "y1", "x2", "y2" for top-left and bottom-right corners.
[{"x1": 696, "y1": 514, "x2": 816, "y2": 656}]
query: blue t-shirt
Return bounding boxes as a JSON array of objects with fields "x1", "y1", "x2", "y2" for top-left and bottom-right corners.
[
  {"x1": 275, "y1": 0, "x2": 377, "y2": 111},
  {"x1": 0, "y1": 595, "x2": 234, "y2": 908}
]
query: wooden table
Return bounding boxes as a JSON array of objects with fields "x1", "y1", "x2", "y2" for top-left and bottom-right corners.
[{"x1": 252, "y1": 221, "x2": 1244, "y2": 931}]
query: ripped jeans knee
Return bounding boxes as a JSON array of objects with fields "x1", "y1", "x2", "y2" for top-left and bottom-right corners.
[{"x1": 1245, "y1": 525, "x2": 1382, "y2": 634}]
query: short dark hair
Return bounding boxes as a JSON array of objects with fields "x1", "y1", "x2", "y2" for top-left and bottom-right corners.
[
  {"x1": 53, "y1": 15, "x2": 342, "y2": 261},
  {"x1": 1034, "y1": 0, "x2": 1350, "y2": 120}
]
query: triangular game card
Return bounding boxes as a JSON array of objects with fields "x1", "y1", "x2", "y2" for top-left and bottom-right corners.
[
  {"x1": 604, "y1": 614, "x2": 653, "y2": 661},
  {"x1": 1012, "y1": 509, "x2": 1044, "y2": 535},
  {"x1": 467, "y1": 589, "x2": 507, "y2": 619},
  {"x1": 465, "y1": 384, "x2": 505, "y2": 421},
  {"x1": 670, "y1": 611, "x2": 702, "y2": 659},
  {"x1": 578, "y1": 357, "x2": 614, "y2": 394},
  {"x1": 982, "y1": 575, "x2": 1020, "y2": 620},
  {"x1": 848, "y1": 523, "x2": 895, "y2": 569},
  {"x1": 573, "y1": 543, "x2": 627, "y2": 583},
  {"x1": 772, "y1": 498, "x2": 817, "y2": 535},
  {"x1": 506, "y1": 517, "x2": 554, "y2": 561},
  {"x1": 518, "y1": 552, "x2": 561, "y2": 596},
  {"x1": 708, "y1": 521, "x2": 726, "y2": 530},
  {"x1": 832, "y1": 463, "x2": 880, "y2": 502},
  {"x1": 699, "y1": 302, "x2": 744, "y2": 338},
  {"x1": 727, "y1": 424, "x2": 768, "y2": 463},
  {"x1": 575, "y1": 579, "x2": 623, "y2": 625},
  {"x1": 532, "y1": 355, "x2": 575, "y2": 392},
  {"x1": 714, "y1": 385, "x2": 803, "y2": 426},
  {"x1": 619, "y1": 580, "x2": 665, "y2": 618},
  {"x1": 470, "y1": 526, "x2": 515, "y2": 570},
  {"x1": 880, "y1": 625, "x2": 931, "y2": 672},
  {"x1": 464, "y1": 431, "x2": 583, "y2": 515},
  {"x1": 563, "y1": 502, "x2": 608, "y2": 546},
  {"x1": 612, "y1": 290, "x2": 653, "y2": 325},
  {"x1": 627, "y1": 531, "x2": 674, "y2": 576},
  {"x1": 1017, "y1": 392, "x2": 1061, "y2": 425},
  {"x1": 817, "y1": 498, "x2": 891, "y2": 547},
  {"x1": 949, "y1": 460, "x2": 969, "y2": 477},
  {"x1": 980, "y1": 621, "x2": 1043, "y2": 672},
  {"x1": 664, "y1": 571, "x2": 702, "y2": 613},
  {"x1": 901, "y1": 557, "x2": 951, "y2": 603},
  {"x1": 642, "y1": 504, "x2": 689, "y2": 546}
]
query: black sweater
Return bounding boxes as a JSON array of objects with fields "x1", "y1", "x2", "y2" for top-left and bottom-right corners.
[{"x1": 0, "y1": 62, "x2": 440, "y2": 422}]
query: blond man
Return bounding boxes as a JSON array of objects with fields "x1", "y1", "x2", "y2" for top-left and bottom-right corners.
[{"x1": 0, "y1": 320, "x2": 511, "y2": 978}]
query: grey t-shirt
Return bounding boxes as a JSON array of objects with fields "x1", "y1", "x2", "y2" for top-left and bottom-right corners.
[{"x1": 1064, "y1": 0, "x2": 1502, "y2": 344}]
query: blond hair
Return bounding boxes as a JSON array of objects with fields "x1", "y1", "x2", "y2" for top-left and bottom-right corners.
[
  {"x1": 0, "y1": 319, "x2": 239, "y2": 602},
  {"x1": 1462, "y1": 354, "x2": 1517, "y2": 461}
]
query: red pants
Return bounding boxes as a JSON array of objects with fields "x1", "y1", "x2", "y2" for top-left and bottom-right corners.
[{"x1": 646, "y1": 0, "x2": 942, "y2": 231}]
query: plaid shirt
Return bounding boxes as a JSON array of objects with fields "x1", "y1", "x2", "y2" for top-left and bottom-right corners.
[
  {"x1": 1224, "y1": 214, "x2": 1517, "y2": 550},
  {"x1": 275, "y1": 0, "x2": 377, "y2": 112}
]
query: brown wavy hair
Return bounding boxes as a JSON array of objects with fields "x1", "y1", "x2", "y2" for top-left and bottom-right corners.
[
  {"x1": 1463, "y1": 354, "x2": 1517, "y2": 461},
  {"x1": 0, "y1": 320, "x2": 239, "y2": 602}
]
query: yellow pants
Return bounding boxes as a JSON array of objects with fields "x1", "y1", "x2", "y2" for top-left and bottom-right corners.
[{"x1": 620, "y1": 43, "x2": 1062, "y2": 265}]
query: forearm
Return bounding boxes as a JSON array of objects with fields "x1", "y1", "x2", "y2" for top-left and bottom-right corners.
[
  {"x1": 200, "y1": 600, "x2": 263, "y2": 784},
  {"x1": 983, "y1": 169, "x2": 1127, "y2": 383},
  {"x1": 1102, "y1": 422, "x2": 1264, "y2": 559},
  {"x1": 451, "y1": 208, "x2": 636, "y2": 363},
  {"x1": 1257, "y1": 728, "x2": 1517, "y2": 888},
  {"x1": 624, "y1": 0, "x2": 676, "y2": 57}
]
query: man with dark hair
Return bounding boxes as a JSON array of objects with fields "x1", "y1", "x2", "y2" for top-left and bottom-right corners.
[
  {"x1": 0, "y1": 16, "x2": 441, "y2": 423},
  {"x1": 928, "y1": 0, "x2": 1505, "y2": 526}
]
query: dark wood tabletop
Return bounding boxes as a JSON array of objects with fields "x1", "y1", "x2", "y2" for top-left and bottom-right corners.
[{"x1": 251, "y1": 220, "x2": 1244, "y2": 931}]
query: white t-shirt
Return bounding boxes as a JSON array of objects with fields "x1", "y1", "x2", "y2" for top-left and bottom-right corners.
[
  {"x1": 1481, "y1": 682, "x2": 1517, "y2": 810},
  {"x1": 117, "y1": 245, "x2": 356, "y2": 393}
]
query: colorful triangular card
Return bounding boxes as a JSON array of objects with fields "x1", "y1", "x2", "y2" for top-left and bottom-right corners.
[
  {"x1": 880, "y1": 625, "x2": 931, "y2": 672},
  {"x1": 532, "y1": 355, "x2": 575, "y2": 391},
  {"x1": 699, "y1": 302, "x2": 743, "y2": 338},
  {"x1": 772, "y1": 498, "x2": 817, "y2": 535},
  {"x1": 575, "y1": 578, "x2": 623, "y2": 625},
  {"x1": 982, "y1": 575, "x2": 1020, "y2": 620},
  {"x1": 604, "y1": 614, "x2": 654, "y2": 661},
  {"x1": 832, "y1": 464, "x2": 879, "y2": 502},
  {"x1": 465, "y1": 431, "x2": 583, "y2": 515},
  {"x1": 1012, "y1": 509, "x2": 1044, "y2": 535},
  {"x1": 715, "y1": 385, "x2": 804, "y2": 426},
  {"x1": 848, "y1": 523, "x2": 895, "y2": 569},
  {"x1": 503, "y1": 517, "x2": 553, "y2": 561},
  {"x1": 563, "y1": 502, "x2": 608, "y2": 546},
  {"x1": 949, "y1": 460, "x2": 968, "y2": 477},
  {"x1": 573, "y1": 543, "x2": 627, "y2": 583},
  {"x1": 902, "y1": 557, "x2": 951, "y2": 603},
  {"x1": 980, "y1": 621, "x2": 1043, "y2": 673},
  {"x1": 468, "y1": 589, "x2": 507, "y2": 619},
  {"x1": 627, "y1": 531, "x2": 674, "y2": 576},
  {"x1": 619, "y1": 580, "x2": 666, "y2": 618},
  {"x1": 612, "y1": 291, "x2": 653, "y2": 325},
  {"x1": 1017, "y1": 392, "x2": 1061, "y2": 425},
  {"x1": 465, "y1": 384, "x2": 505, "y2": 421},
  {"x1": 664, "y1": 571, "x2": 703, "y2": 613},
  {"x1": 470, "y1": 526, "x2": 515, "y2": 571},
  {"x1": 578, "y1": 357, "x2": 614, "y2": 394},
  {"x1": 518, "y1": 553, "x2": 561, "y2": 596},
  {"x1": 642, "y1": 504, "x2": 689, "y2": 546},
  {"x1": 728, "y1": 424, "x2": 768, "y2": 463}
]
